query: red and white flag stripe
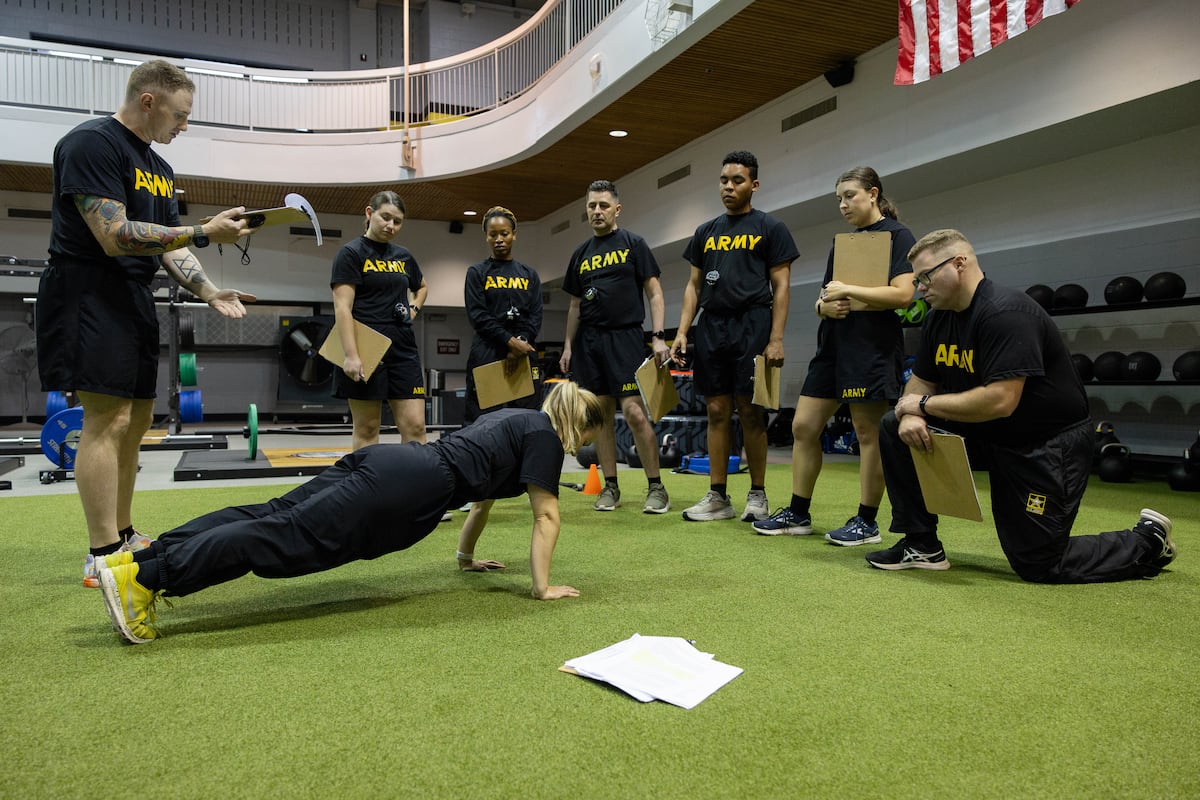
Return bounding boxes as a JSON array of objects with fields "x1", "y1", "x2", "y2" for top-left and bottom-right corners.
[{"x1": 895, "y1": 0, "x2": 1082, "y2": 85}]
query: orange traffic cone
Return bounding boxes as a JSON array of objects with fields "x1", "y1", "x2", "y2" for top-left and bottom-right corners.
[{"x1": 582, "y1": 464, "x2": 602, "y2": 495}]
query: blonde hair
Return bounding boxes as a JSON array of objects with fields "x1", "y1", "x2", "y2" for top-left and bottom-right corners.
[
  {"x1": 125, "y1": 60, "x2": 194, "y2": 102},
  {"x1": 541, "y1": 381, "x2": 604, "y2": 454},
  {"x1": 908, "y1": 228, "x2": 973, "y2": 263}
]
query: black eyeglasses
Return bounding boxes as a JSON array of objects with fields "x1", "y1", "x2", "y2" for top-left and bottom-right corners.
[{"x1": 913, "y1": 254, "x2": 960, "y2": 288}]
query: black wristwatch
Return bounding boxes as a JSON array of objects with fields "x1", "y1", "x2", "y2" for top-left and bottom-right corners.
[
  {"x1": 191, "y1": 224, "x2": 210, "y2": 249},
  {"x1": 651, "y1": 330, "x2": 666, "y2": 340},
  {"x1": 919, "y1": 395, "x2": 930, "y2": 415}
]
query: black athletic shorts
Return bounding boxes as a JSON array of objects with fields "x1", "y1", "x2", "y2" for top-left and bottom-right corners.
[
  {"x1": 801, "y1": 320, "x2": 902, "y2": 403},
  {"x1": 35, "y1": 262, "x2": 159, "y2": 399},
  {"x1": 570, "y1": 324, "x2": 644, "y2": 397},
  {"x1": 693, "y1": 305, "x2": 771, "y2": 398},
  {"x1": 333, "y1": 323, "x2": 426, "y2": 401}
]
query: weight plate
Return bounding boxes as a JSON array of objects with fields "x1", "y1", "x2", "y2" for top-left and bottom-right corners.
[
  {"x1": 45, "y1": 391, "x2": 69, "y2": 418},
  {"x1": 179, "y1": 352, "x2": 198, "y2": 386},
  {"x1": 179, "y1": 389, "x2": 204, "y2": 423},
  {"x1": 41, "y1": 406, "x2": 83, "y2": 468},
  {"x1": 247, "y1": 403, "x2": 258, "y2": 461},
  {"x1": 179, "y1": 311, "x2": 195, "y2": 350}
]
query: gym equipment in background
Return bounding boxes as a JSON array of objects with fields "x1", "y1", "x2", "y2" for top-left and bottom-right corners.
[
  {"x1": 1052, "y1": 283, "x2": 1089, "y2": 309},
  {"x1": 1143, "y1": 271, "x2": 1186, "y2": 302},
  {"x1": 0, "y1": 324, "x2": 39, "y2": 424},
  {"x1": 1173, "y1": 351, "x2": 1200, "y2": 381},
  {"x1": 1122, "y1": 351, "x2": 1162, "y2": 381},
  {"x1": 1025, "y1": 284, "x2": 1054, "y2": 310},
  {"x1": 1092, "y1": 351, "x2": 1126, "y2": 382},
  {"x1": 1070, "y1": 353, "x2": 1094, "y2": 383},
  {"x1": 1097, "y1": 442, "x2": 1134, "y2": 483},
  {"x1": 1103, "y1": 276, "x2": 1144, "y2": 305},
  {"x1": 278, "y1": 316, "x2": 336, "y2": 408},
  {"x1": 1167, "y1": 431, "x2": 1200, "y2": 491}
]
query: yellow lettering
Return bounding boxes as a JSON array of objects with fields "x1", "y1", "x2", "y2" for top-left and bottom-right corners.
[
  {"x1": 934, "y1": 343, "x2": 975, "y2": 373},
  {"x1": 717, "y1": 235, "x2": 732, "y2": 251},
  {"x1": 152, "y1": 173, "x2": 173, "y2": 198},
  {"x1": 703, "y1": 236, "x2": 717, "y2": 253},
  {"x1": 961, "y1": 349, "x2": 973, "y2": 373},
  {"x1": 133, "y1": 168, "x2": 151, "y2": 193}
]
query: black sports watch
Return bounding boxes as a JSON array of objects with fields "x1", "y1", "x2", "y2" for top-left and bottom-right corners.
[
  {"x1": 651, "y1": 330, "x2": 666, "y2": 340},
  {"x1": 918, "y1": 395, "x2": 930, "y2": 415},
  {"x1": 191, "y1": 224, "x2": 210, "y2": 248}
]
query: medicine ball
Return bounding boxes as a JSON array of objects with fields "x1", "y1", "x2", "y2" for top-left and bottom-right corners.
[
  {"x1": 1053, "y1": 283, "x2": 1089, "y2": 309},
  {"x1": 1092, "y1": 351, "x2": 1126, "y2": 382},
  {"x1": 1143, "y1": 271, "x2": 1186, "y2": 301},
  {"x1": 1122, "y1": 351, "x2": 1161, "y2": 381},
  {"x1": 1174, "y1": 351, "x2": 1200, "y2": 381},
  {"x1": 1103, "y1": 276, "x2": 1144, "y2": 305},
  {"x1": 1070, "y1": 353, "x2": 1094, "y2": 382},
  {"x1": 1026, "y1": 284, "x2": 1054, "y2": 310}
]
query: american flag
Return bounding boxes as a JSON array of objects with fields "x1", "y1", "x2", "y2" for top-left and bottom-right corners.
[{"x1": 895, "y1": 0, "x2": 1083, "y2": 85}]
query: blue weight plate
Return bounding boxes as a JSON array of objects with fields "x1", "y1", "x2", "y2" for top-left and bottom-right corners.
[
  {"x1": 179, "y1": 389, "x2": 204, "y2": 423},
  {"x1": 41, "y1": 406, "x2": 83, "y2": 468}
]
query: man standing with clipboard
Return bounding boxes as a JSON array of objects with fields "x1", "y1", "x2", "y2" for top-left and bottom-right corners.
[{"x1": 560, "y1": 180, "x2": 671, "y2": 514}]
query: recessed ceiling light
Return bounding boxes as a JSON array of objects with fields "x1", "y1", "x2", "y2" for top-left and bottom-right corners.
[
  {"x1": 463, "y1": 210, "x2": 478, "y2": 216},
  {"x1": 608, "y1": 129, "x2": 629, "y2": 138}
]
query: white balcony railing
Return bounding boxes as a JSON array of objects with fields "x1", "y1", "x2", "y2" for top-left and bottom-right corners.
[{"x1": 0, "y1": 0, "x2": 625, "y2": 134}]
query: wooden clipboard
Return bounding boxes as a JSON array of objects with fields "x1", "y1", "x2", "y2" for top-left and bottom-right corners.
[
  {"x1": 832, "y1": 232, "x2": 891, "y2": 311},
  {"x1": 473, "y1": 355, "x2": 535, "y2": 410},
  {"x1": 199, "y1": 206, "x2": 309, "y2": 227},
  {"x1": 317, "y1": 319, "x2": 392, "y2": 381},
  {"x1": 752, "y1": 355, "x2": 781, "y2": 410},
  {"x1": 634, "y1": 357, "x2": 680, "y2": 422},
  {"x1": 911, "y1": 432, "x2": 984, "y2": 522}
]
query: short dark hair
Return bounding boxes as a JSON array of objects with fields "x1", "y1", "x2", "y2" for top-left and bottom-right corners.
[
  {"x1": 722, "y1": 150, "x2": 758, "y2": 180},
  {"x1": 586, "y1": 180, "x2": 619, "y2": 200}
]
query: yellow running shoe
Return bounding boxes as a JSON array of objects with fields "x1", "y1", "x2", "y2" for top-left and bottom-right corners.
[{"x1": 99, "y1": 562, "x2": 162, "y2": 644}]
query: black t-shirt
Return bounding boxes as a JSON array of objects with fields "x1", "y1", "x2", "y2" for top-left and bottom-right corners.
[
  {"x1": 816, "y1": 216, "x2": 916, "y2": 352},
  {"x1": 914, "y1": 278, "x2": 1090, "y2": 446},
  {"x1": 330, "y1": 236, "x2": 424, "y2": 327},
  {"x1": 465, "y1": 258, "x2": 543, "y2": 347},
  {"x1": 682, "y1": 209, "x2": 799, "y2": 313},
  {"x1": 562, "y1": 228, "x2": 660, "y2": 328},
  {"x1": 49, "y1": 116, "x2": 181, "y2": 284},
  {"x1": 430, "y1": 408, "x2": 564, "y2": 507}
]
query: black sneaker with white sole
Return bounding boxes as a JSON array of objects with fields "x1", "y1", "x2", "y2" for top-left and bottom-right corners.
[
  {"x1": 865, "y1": 537, "x2": 950, "y2": 571},
  {"x1": 1134, "y1": 508, "x2": 1176, "y2": 571}
]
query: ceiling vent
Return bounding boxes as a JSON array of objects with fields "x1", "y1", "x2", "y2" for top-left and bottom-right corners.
[
  {"x1": 781, "y1": 96, "x2": 837, "y2": 133},
  {"x1": 657, "y1": 164, "x2": 691, "y2": 189}
]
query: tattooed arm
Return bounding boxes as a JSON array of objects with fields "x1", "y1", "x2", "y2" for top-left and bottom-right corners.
[{"x1": 73, "y1": 195, "x2": 252, "y2": 257}]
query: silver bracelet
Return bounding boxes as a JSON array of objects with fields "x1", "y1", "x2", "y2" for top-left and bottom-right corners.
[{"x1": 456, "y1": 550, "x2": 474, "y2": 561}]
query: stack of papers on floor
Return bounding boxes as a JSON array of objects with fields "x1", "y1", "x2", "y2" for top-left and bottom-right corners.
[{"x1": 561, "y1": 634, "x2": 742, "y2": 709}]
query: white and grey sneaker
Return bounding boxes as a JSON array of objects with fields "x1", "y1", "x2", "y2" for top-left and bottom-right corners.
[
  {"x1": 594, "y1": 484, "x2": 621, "y2": 511},
  {"x1": 682, "y1": 490, "x2": 735, "y2": 522},
  {"x1": 741, "y1": 489, "x2": 769, "y2": 522},
  {"x1": 642, "y1": 483, "x2": 670, "y2": 514}
]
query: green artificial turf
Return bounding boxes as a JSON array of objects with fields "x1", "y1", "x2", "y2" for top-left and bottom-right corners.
[{"x1": 1, "y1": 464, "x2": 1196, "y2": 798}]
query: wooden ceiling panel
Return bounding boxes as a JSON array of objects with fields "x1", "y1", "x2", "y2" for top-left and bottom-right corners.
[{"x1": 0, "y1": 1, "x2": 899, "y2": 223}]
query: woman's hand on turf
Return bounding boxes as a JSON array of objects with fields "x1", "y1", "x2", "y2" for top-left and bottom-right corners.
[
  {"x1": 459, "y1": 558, "x2": 505, "y2": 572},
  {"x1": 533, "y1": 585, "x2": 580, "y2": 601}
]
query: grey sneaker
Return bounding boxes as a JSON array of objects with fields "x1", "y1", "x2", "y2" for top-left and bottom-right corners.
[
  {"x1": 741, "y1": 489, "x2": 769, "y2": 522},
  {"x1": 1136, "y1": 508, "x2": 1176, "y2": 569},
  {"x1": 643, "y1": 482, "x2": 670, "y2": 514},
  {"x1": 682, "y1": 490, "x2": 735, "y2": 522},
  {"x1": 594, "y1": 484, "x2": 621, "y2": 511}
]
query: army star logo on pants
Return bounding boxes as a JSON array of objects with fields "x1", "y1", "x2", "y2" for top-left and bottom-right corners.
[{"x1": 1026, "y1": 494, "x2": 1047, "y2": 515}]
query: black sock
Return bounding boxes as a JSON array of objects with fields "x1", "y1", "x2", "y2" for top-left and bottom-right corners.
[
  {"x1": 647, "y1": 476, "x2": 662, "y2": 488},
  {"x1": 711, "y1": 483, "x2": 727, "y2": 498},
  {"x1": 89, "y1": 541, "x2": 121, "y2": 557},
  {"x1": 605, "y1": 477, "x2": 619, "y2": 488},
  {"x1": 750, "y1": 484, "x2": 765, "y2": 492},
  {"x1": 790, "y1": 496, "x2": 812, "y2": 518},
  {"x1": 118, "y1": 525, "x2": 136, "y2": 543},
  {"x1": 858, "y1": 504, "x2": 878, "y2": 524}
]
